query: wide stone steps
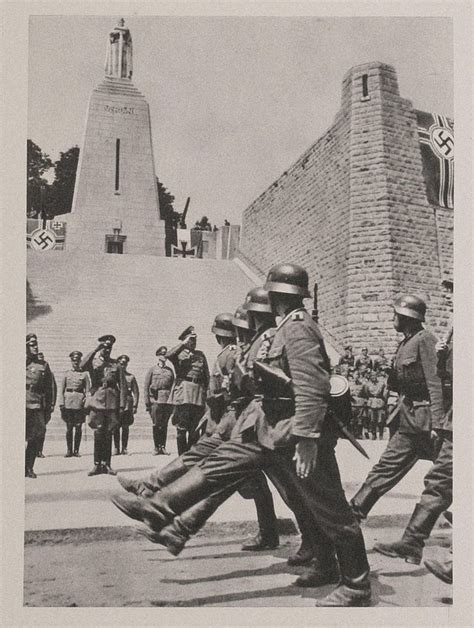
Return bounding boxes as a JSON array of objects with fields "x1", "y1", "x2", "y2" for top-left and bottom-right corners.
[{"x1": 27, "y1": 251, "x2": 256, "y2": 429}]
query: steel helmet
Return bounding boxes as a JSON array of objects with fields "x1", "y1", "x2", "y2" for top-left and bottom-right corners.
[
  {"x1": 264, "y1": 263, "x2": 310, "y2": 298},
  {"x1": 211, "y1": 312, "x2": 236, "y2": 337},
  {"x1": 243, "y1": 287, "x2": 273, "y2": 313},
  {"x1": 393, "y1": 294, "x2": 426, "y2": 322},
  {"x1": 232, "y1": 305, "x2": 251, "y2": 330}
]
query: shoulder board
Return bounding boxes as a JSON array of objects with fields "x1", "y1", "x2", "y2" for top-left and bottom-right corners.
[{"x1": 291, "y1": 311, "x2": 305, "y2": 321}]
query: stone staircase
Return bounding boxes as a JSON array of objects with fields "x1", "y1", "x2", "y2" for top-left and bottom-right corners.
[{"x1": 27, "y1": 251, "x2": 255, "y2": 438}]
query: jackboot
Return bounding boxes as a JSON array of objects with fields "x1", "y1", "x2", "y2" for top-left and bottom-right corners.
[
  {"x1": 103, "y1": 432, "x2": 116, "y2": 474},
  {"x1": 295, "y1": 558, "x2": 340, "y2": 587},
  {"x1": 73, "y1": 426, "x2": 82, "y2": 456},
  {"x1": 117, "y1": 456, "x2": 189, "y2": 497},
  {"x1": 176, "y1": 429, "x2": 188, "y2": 455},
  {"x1": 25, "y1": 441, "x2": 37, "y2": 478},
  {"x1": 36, "y1": 434, "x2": 46, "y2": 457},
  {"x1": 402, "y1": 503, "x2": 442, "y2": 550},
  {"x1": 65, "y1": 428, "x2": 73, "y2": 457},
  {"x1": 113, "y1": 428, "x2": 121, "y2": 455},
  {"x1": 242, "y1": 486, "x2": 279, "y2": 551},
  {"x1": 287, "y1": 535, "x2": 314, "y2": 566},
  {"x1": 121, "y1": 426, "x2": 129, "y2": 454},
  {"x1": 350, "y1": 483, "x2": 380, "y2": 521}
]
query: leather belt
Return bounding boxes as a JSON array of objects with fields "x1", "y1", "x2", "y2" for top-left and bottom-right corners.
[
  {"x1": 66, "y1": 388, "x2": 81, "y2": 392},
  {"x1": 183, "y1": 376, "x2": 203, "y2": 384}
]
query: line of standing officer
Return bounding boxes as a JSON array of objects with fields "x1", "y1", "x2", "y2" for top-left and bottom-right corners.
[{"x1": 58, "y1": 350, "x2": 91, "y2": 457}]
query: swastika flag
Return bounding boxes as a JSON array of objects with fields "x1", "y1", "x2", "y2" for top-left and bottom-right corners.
[{"x1": 416, "y1": 110, "x2": 454, "y2": 209}]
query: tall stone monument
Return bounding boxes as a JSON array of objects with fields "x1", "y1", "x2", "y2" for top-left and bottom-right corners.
[{"x1": 67, "y1": 19, "x2": 165, "y2": 255}]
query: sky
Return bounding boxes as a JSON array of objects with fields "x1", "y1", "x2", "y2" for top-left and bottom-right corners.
[{"x1": 28, "y1": 16, "x2": 453, "y2": 226}]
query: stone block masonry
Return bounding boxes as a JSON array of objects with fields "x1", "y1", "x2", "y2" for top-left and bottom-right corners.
[{"x1": 239, "y1": 62, "x2": 453, "y2": 354}]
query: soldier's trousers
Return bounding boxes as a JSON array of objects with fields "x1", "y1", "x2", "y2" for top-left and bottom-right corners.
[
  {"x1": 402, "y1": 434, "x2": 452, "y2": 547},
  {"x1": 351, "y1": 430, "x2": 435, "y2": 518},
  {"x1": 150, "y1": 403, "x2": 173, "y2": 449},
  {"x1": 147, "y1": 436, "x2": 369, "y2": 586}
]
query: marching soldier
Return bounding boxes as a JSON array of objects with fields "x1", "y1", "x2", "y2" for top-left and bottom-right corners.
[
  {"x1": 25, "y1": 334, "x2": 56, "y2": 477},
  {"x1": 144, "y1": 346, "x2": 175, "y2": 455},
  {"x1": 35, "y1": 351, "x2": 57, "y2": 458},
  {"x1": 58, "y1": 351, "x2": 90, "y2": 457},
  {"x1": 81, "y1": 334, "x2": 127, "y2": 476},
  {"x1": 350, "y1": 295, "x2": 445, "y2": 565},
  {"x1": 114, "y1": 355, "x2": 139, "y2": 455},
  {"x1": 167, "y1": 326, "x2": 210, "y2": 454},
  {"x1": 111, "y1": 264, "x2": 371, "y2": 606}
]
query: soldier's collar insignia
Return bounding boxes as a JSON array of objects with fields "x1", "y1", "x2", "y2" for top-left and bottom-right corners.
[{"x1": 277, "y1": 308, "x2": 305, "y2": 329}]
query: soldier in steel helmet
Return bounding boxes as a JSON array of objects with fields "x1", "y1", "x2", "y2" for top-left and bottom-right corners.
[
  {"x1": 80, "y1": 334, "x2": 128, "y2": 476},
  {"x1": 350, "y1": 294, "x2": 446, "y2": 566},
  {"x1": 167, "y1": 326, "x2": 210, "y2": 454},
  {"x1": 111, "y1": 267, "x2": 369, "y2": 606},
  {"x1": 58, "y1": 350, "x2": 91, "y2": 457},
  {"x1": 113, "y1": 355, "x2": 139, "y2": 456},
  {"x1": 143, "y1": 346, "x2": 175, "y2": 455}
]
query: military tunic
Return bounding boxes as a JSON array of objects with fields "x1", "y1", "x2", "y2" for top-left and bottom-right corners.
[
  {"x1": 144, "y1": 363, "x2": 175, "y2": 428},
  {"x1": 203, "y1": 343, "x2": 239, "y2": 437},
  {"x1": 26, "y1": 358, "x2": 56, "y2": 441},
  {"x1": 119, "y1": 371, "x2": 139, "y2": 426},
  {"x1": 59, "y1": 368, "x2": 91, "y2": 424}
]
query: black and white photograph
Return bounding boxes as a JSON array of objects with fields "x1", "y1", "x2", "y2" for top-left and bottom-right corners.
[{"x1": 1, "y1": 1, "x2": 472, "y2": 624}]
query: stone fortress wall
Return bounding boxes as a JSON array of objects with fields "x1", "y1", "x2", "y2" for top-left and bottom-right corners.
[{"x1": 238, "y1": 62, "x2": 453, "y2": 354}]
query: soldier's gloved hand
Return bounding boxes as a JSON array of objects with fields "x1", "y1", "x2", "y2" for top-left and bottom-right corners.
[{"x1": 293, "y1": 438, "x2": 319, "y2": 479}]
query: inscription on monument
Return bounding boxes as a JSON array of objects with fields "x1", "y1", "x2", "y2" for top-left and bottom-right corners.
[{"x1": 104, "y1": 104, "x2": 136, "y2": 115}]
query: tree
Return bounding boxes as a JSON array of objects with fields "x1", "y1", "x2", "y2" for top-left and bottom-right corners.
[
  {"x1": 27, "y1": 140, "x2": 53, "y2": 216},
  {"x1": 49, "y1": 146, "x2": 80, "y2": 216}
]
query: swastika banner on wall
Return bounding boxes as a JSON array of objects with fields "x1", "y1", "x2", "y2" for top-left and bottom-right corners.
[{"x1": 416, "y1": 110, "x2": 454, "y2": 209}]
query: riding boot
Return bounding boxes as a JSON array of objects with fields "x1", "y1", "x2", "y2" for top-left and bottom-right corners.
[
  {"x1": 113, "y1": 428, "x2": 121, "y2": 455},
  {"x1": 36, "y1": 433, "x2": 46, "y2": 457},
  {"x1": 73, "y1": 425, "x2": 82, "y2": 455},
  {"x1": 25, "y1": 440, "x2": 37, "y2": 477},
  {"x1": 88, "y1": 431, "x2": 103, "y2": 475},
  {"x1": 287, "y1": 533, "x2": 314, "y2": 566},
  {"x1": 65, "y1": 426, "x2": 73, "y2": 457},
  {"x1": 350, "y1": 483, "x2": 380, "y2": 521},
  {"x1": 295, "y1": 532, "x2": 339, "y2": 586},
  {"x1": 152, "y1": 425, "x2": 161, "y2": 450},
  {"x1": 121, "y1": 426, "x2": 129, "y2": 453},
  {"x1": 103, "y1": 431, "x2": 116, "y2": 474},
  {"x1": 176, "y1": 429, "x2": 188, "y2": 455}
]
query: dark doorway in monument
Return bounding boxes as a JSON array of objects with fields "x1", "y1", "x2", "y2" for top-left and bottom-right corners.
[{"x1": 105, "y1": 234, "x2": 126, "y2": 254}]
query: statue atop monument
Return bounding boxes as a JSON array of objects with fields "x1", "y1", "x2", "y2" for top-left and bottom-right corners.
[{"x1": 104, "y1": 18, "x2": 133, "y2": 79}]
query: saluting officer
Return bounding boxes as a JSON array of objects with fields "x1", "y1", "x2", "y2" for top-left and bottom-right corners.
[
  {"x1": 58, "y1": 350, "x2": 91, "y2": 457},
  {"x1": 25, "y1": 334, "x2": 56, "y2": 477},
  {"x1": 167, "y1": 326, "x2": 210, "y2": 454},
  {"x1": 350, "y1": 295, "x2": 445, "y2": 565},
  {"x1": 114, "y1": 355, "x2": 139, "y2": 456},
  {"x1": 144, "y1": 346, "x2": 175, "y2": 455},
  {"x1": 81, "y1": 334, "x2": 127, "y2": 476}
]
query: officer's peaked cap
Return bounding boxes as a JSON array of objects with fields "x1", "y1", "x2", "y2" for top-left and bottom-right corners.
[
  {"x1": 243, "y1": 287, "x2": 273, "y2": 314},
  {"x1": 26, "y1": 332, "x2": 37, "y2": 344},
  {"x1": 117, "y1": 354, "x2": 130, "y2": 362},
  {"x1": 232, "y1": 305, "x2": 251, "y2": 330},
  {"x1": 211, "y1": 313, "x2": 236, "y2": 337},
  {"x1": 156, "y1": 345, "x2": 167, "y2": 355},
  {"x1": 179, "y1": 326, "x2": 195, "y2": 341},
  {"x1": 98, "y1": 334, "x2": 116, "y2": 344},
  {"x1": 69, "y1": 350, "x2": 83, "y2": 358},
  {"x1": 264, "y1": 263, "x2": 310, "y2": 298},
  {"x1": 393, "y1": 294, "x2": 426, "y2": 322}
]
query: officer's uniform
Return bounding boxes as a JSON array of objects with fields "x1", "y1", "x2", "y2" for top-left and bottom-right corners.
[
  {"x1": 81, "y1": 340, "x2": 127, "y2": 472},
  {"x1": 351, "y1": 327, "x2": 444, "y2": 520},
  {"x1": 58, "y1": 356, "x2": 90, "y2": 456},
  {"x1": 113, "y1": 363, "x2": 139, "y2": 454},
  {"x1": 363, "y1": 378, "x2": 386, "y2": 439},
  {"x1": 26, "y1": 353, "x2": 56, "y2": 475},
  {"x1": 355, "y1": 353, "x2": 373, "y2": 373},
  {"x1": 167, "y1": 337, "x2": 209, "y2": 454},
  {"x1": 144, "y1": 358, "x2": 175, "y2": 453},
  {"x1": 349, "y1": 379, "x2": 367, "y2": 439}
]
